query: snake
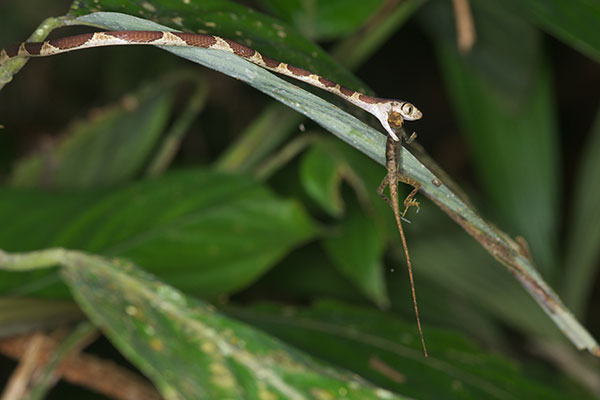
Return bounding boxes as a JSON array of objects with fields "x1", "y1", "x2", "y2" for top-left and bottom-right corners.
[{"x1": 0, "y1": 30, "x2": 422, "y2": 141}]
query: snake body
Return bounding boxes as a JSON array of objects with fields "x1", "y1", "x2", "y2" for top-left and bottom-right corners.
[{"x1": 1, "y1": 31, "x2": 422, "y2": 141}]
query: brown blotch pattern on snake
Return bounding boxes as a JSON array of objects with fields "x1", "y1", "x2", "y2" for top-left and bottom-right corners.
[
  {"x1": 286, "y1": 64, "x2": 311, "y2": 77},
  {"x1": 261, "y1": 56, "x2": 281, "y2": 69},
  {"x1": 22, "y1": 43, "x2": 43, "y2": 55},
  {"x1": 339, "y1": 86, "x2": 355, "y2": 97},
  {"x1": 358, "y1": 94, "x2": 379, "y2": 104},
  {"x1": 106, "y1": 31, "x2": 162, "y2": 43},
  {"x1": 223, "y1": 38, "x2": 255, "y2": 57},
  {"x1": 177, "y1": 33, "x2": 216, "y2": 48}
]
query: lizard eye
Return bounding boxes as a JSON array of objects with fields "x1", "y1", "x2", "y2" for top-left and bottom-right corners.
[{"x1": 402, "y1": 103, "x2": 414, "y2": 115}]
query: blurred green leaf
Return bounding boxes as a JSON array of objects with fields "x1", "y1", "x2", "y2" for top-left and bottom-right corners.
[
  {"x1": 563, "y1": 109, "x2": 600, "y2": 315},
  {"x1": 300, "y1": 142, "x2": 345, "y2": 217},
  {"x1": 10, "y1": 79, "x2": 174, "y2": 189},
  {"x1": 0, "y1": 248, "x2": 409, "y2": 400},
  {"x1": 231, "y1": 300, "x2": 582, "y2": 400},
  {"x1": 299, "y1": 139, "x2": 396, "y2": 307},
  {"x1": 0, "y1": 297, "x2": 82, "y2": 337},
  {"x1": 0, "y1": 169, "x2": 318, "y2": 297},
  {"x1": 330, "y1": 0, "x2": 425, "y2": 70},
  {"x1": 322, "y1": 200, "x2": 388, "y2": 307},
  {"x1": 408, "y1": 224, "x2": 559, "y2": 340},
  {"x1": 252, "y1": 244, "x2": 367, "y2": 302},
  {"x1": 27, "y1": 322, "x2": 98, "y2": 400},
  {"x1": 498, "y1": 0, "x2": 600, "y2": 62},
  {"x1": 257, "y1": 0, "x2": 384, "y2": 40},
  {"x1": 2, "y1": 5, "x2": 597, "y2": 356},
  {"x1": 422, "y1": 0, "x2": 561, "y2": 276}
]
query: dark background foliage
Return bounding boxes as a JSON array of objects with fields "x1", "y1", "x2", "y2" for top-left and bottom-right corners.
[{"x1": 0, "y1": 0, "x2": 599, "y2": 398}]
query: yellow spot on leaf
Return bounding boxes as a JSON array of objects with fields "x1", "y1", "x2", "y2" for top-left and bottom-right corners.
[
  {"x1": 201, "y1": 341, "x2": 216, "y2": 353},
  {"x1": 150, "y1": 338, "x2": 164, "y2": 351},
  {"x1": 310, "y1": 388, "x2": 334, "y2": 400},
  {"x1": 141, "y1": 2, "x2": 157, "y2": 12},
  {"x1": 125, "y1": 305, "x2": 138, "y2": 316}
]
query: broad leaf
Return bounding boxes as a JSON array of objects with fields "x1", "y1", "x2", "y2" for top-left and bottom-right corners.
[
  {"x1": 563, "y1": 109, "x2": 600, "y2": 315},
  {"x1": 231, "y1": 300, "x2": 584, "y2": 400},
  {"x1": 498, "y1": 0, "x2": 600, "y2": 62},
  {"x1": 10, "y1": 79, "x2": 174, "y2": 188},
  {"x1": 68, "y1": 0, "x2": 366, "y2": 91},
  {"x1": 422, "y1": 0, "x2": 561, "y2": 276},
  {"x1": 0, "y1": 249, "x2": 409, "y2": 400},
  {"x1": 258, "y1": 0, "x2": 384, "y2": 40},
  {"x1": 300, "y1": 142, "x2": 345, "y2": 217},
  {"x1": 322, "y1": 200, "x2": 388, "y2": 307},
  {"x1": 0, "y1": 169, "x2": 318, "y2": 297}
]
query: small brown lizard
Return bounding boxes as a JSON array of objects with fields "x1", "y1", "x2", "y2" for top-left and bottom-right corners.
[{"x1": 377, "y1": 114, "x2": 427, "y2": 357}]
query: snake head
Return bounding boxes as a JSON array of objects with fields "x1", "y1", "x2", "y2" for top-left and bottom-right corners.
[
  {"x1": 394, "y1": 101, "x2": 422, "y2": 121},
  {"x1": 370, "y1": 99, "x2": 422, "y2": 142}
]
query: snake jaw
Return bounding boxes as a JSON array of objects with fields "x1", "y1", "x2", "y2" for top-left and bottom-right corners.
[
  {"x1": 396, "y1": 101, "x2": 422, "y2": 121},
  {"x1": 373, "y1": 100, "x2": 421, "y2": 141}
]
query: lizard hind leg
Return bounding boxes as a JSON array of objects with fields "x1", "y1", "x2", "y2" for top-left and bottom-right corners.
[
  {"x1": 398, "y1": 174, "x2": 421, "y2": 217},
  {"x1": 377, "y1": 174, "x2": 394, "y2": 209},
  {"x1": 377, "y1": 139, "x2": 421, "y2": 223},
  {"x1": 377, "y1": 173, "x2": 419, "y2": 222}
]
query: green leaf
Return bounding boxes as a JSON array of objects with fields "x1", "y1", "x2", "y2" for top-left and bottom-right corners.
[
  {"x1": 563, "y1": 109, "x2": 600, "y2": 315},
  {"x1": 322, "y1": 200, "x2": 388, "y2": 307},
  {"x1": 252, "y1": 244, "x2": 367, "y2": 302},
  {"x1": 423, "y1": 0, "x2": 561, "y2": 276},
  {"x1": 300, "y1": 142, "x2": 345, "y2": 217},
  {"x1": 0, "y1": 297, "x2": 82, "y2": 337},
  {"x1": 3, "y1": 8, "x2": 597, "y2": 354},
  {"x1": 408, "y1": 222, "x2": 559, "y2": 340},
  {"x1": 299, "y1": 140, "x2": 390, "y2": 307},
  {"x1": 498, "y1": 0, "x2": 600, "y2": 62},
  {"x1": 231, "y1": 300, "x2": 581, "y2": 400},
  {"x1": 67, "y1": 0, "x2": 366, "y2": 91},
  {"x1": 9, "y1": 79, "x2": 174, "y2": 189},
  {"x1": 257, "y1": 0, "x2": 384, "y2": 40},
  {"x1": 26, "y1": 322, "x2": 98, "y2": 400},
  {"x1": 0, "y1": 169, "x2": 318, "y2": 297},
  {"x1": 0, "y1": 248, "x2": 409, "y2": 400}
]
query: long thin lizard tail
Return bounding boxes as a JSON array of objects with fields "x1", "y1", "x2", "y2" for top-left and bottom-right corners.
[
  {"x1": 395, "y1": 211, "x2": 428, "y2": 357},
  {"x1": 378, "y1": 137, "x2": 427, "y2": 357}
]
